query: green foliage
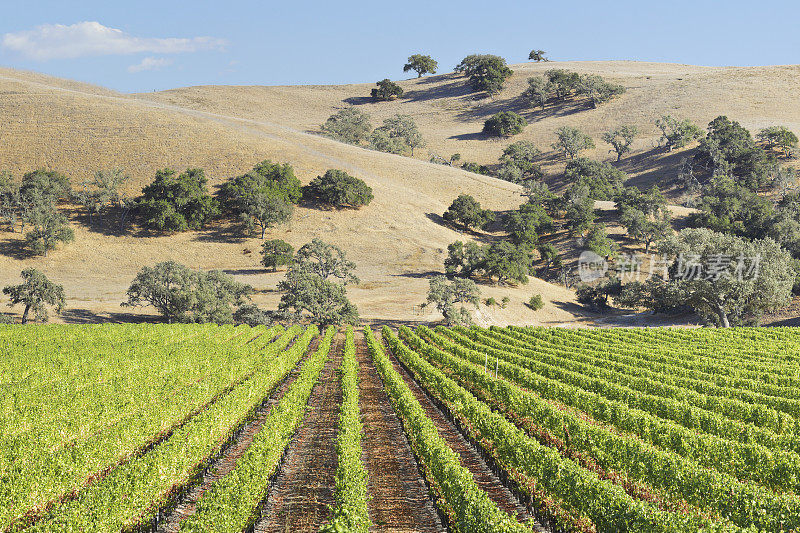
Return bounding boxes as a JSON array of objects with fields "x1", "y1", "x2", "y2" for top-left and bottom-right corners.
[
  {"x1": 371, "y1": 79, "x2": 404, "y2": 101},
  {"x1": 527, "y1": 294, "x2": 544, "y2": 311},
  {"x1": 576, "y1": 277, "x2": 621, "y2": 312},
  {"x1": 278, "y1": 239, "x2": 359, "y2": 325},
  {"x1": 687, "y1": 175, "x2": 774, "y2": 239},
  {"x1": 426, "y1": 275, "x2": 480, "y2": 326},
  {"x1": 460, "y1": 161, "x2": 491, "y2": 175},
  {"x1": 138, "y1": 168, "x2": 219, "y2": 232},
  {"x1": 563, "y1": 184, "x2": 596, "y2": 236},
  {"x1": 583, "y1": 223, "x2": 618, "y2": 258},
  {"x1": 14, "y1": 170, "x2": 75, "y2": 255},
  {"x1": 19, "y1": 169, "x2": 72, "y2": 205},
  {"x1": 655, "y1": 115, "x2": 703, "y2": 151},
  {"x1": 654, "y1": 228, "x2": 794, "y2": 326},
  {"x1": 758, "y1": 126, "x2": 798, "y2": 156},
  {"x1": 328, "y1": 330, "x2": 371, "y2": 532},
  {"x1": 483, "y1": 111, "x2": 526, "y2": 137},
  {"x1": 552, "y1": 126, "x2": 594, "y2": 159},
  {"x1": 23, "y1": 203, "x2": 74, "y2": 256},
  {"x1": 501, "y1": 296, "x2": 510, "y2": 308},
  {"x1": 483, "y1": 241, "x2": 534, "y2": 285},
  {"x1": 537, "y1": 242, "x2": 561, "y2": 272},
  {"x1": 278, "y1": 272, "x2": 359, "y2": 325},
  {"x1": 370, "y1": 114, "x2": 425, "y2": 155},
  {"x1": 528, "y1": 50, "x2": 548, "y2": 62},
  {"x1": 503, "y1": 201, "x2": 554, "y2": 246},
  {"x1": 303, "y1": 169, "x2": 373, "y2": 208},
  {"x1": 546, "y1": 69, "x2": 581, "y2": 100},
  {"x1": 602, "y1": 125, "x2": 638, "y2": 161},
  {"x1": 522, "y1": 76, "x2": 551, "y2": 109},
  {"x1": 577, "y1": 74, "x2": 625, "y2": 108},
  {"x1": 695, "y1": 116, "x2": 773, "y2": 189},
  {"x1": 444, "y1": 241, "x2": 486, "y2": 278},
  {"x1": 3, "y1": 268, "x2": 65, "y2": 324},
  {"x1": 485, "y1": 297, "x2": 497, "y2": 306},
  {"x1": 122, "y1": 261, "x2": 253, "y2": 324},
  {"x1": 564, "y1": 157, "x2": 626, "y2": 200},
  {"x1": 218, "y1": 161, "x2": 300, "y2": 238},
  {"x1": 442, "y1": 194, "x2": 494, "y2": 230},
  {"x1": 261, "y1": 239, "x2": 294, "y2": 271},
  {"x1": 499, "y1": 140, "x2": 542, "y2": 180},
  {"x1": 619, "y1": 206, "x2": 672, "y2": 253},
  {"x1": 454, "y1": 54, "x2": 513, "y2": 94},
  {"x1": 403, "y1": 54, "x2": 438, "y2": 77},
  {"x1": 322, "y1": 108, "x2": 372, "y2": 145},
  {"x1": 76, "y1": 169, "x2": 130, "y2": 225},
  {"x1": 0, "y1": 172, "x2": 19, "y2": 231}
]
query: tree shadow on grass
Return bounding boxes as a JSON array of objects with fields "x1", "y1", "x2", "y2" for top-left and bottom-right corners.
[
  {"x1": 193, "y1": 224, "x2": 249, "y2": 244},
  {"x1": 0, "y1": 236, "x2": 31, "y2": 260},
  {"x1": 60, "y1": 308, "x2": 162, "y2": 324},
  {"x1": 342, "y1": 96, "x2": 374, "y2": 106}
]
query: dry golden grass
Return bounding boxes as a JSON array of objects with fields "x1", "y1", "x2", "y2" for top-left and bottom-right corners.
[{"x1": 0, "y1": 61, "x2": 798, "y2": 325}]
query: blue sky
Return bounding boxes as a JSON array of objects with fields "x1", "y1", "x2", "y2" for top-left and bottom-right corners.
[{"x1": 1, "y1": 0, "x2": 798, "y2": 93}]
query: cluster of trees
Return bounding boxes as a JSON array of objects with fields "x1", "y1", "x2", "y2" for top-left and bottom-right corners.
[
  {"x1": 122, "y1": 238, "x2": 360, "y2": 326},
  {"x1": 0, "y1": 170, "x2": 74, "y2": 256},
  {"x1": 321, "y1": 109, "x2": 425, "y2": 155},
  {"x1": 523, "y1": 69, "x2": 625, "y2": 110},
  {"x1": 574, "y1": 116, "x2": 800, "y2": 326}
]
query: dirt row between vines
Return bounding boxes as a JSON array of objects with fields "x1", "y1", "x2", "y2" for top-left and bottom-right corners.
[
  {"x1": 252, "y1": 336, "x2": 343, "y2": 532},
  {"x1": 152, "y1": 334, "x2": 322, "y2": 532},
  {"x1": 356, "y1": 333, "x2": 446, "y2": 533}
]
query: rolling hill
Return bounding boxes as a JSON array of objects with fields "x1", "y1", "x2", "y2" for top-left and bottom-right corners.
[{"x1": 0, "y1": 61, "x2": 798, "y2": 325}]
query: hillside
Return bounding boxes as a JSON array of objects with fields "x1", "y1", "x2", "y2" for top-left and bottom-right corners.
[
  {"x1": 1, "y1": 62, "x2": 798, "y2": 325},
  {"x1": 140, "y1": 61, "x2": 800, "y2": 194},
  {"x1": 0, "y1": 66, "x2": 579, "y2": 326}
]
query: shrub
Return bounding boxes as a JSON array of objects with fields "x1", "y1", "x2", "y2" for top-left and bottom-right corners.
[
  {"x1": 370, "y1": 114, "x2": 425, "y2": 155},
  {"x1": 527, "y1": 294, "x2": 544, "y2": 311},
  {"x1": 443, "y1": 194, "x2": 494, "y2": 230},
  {"x1": 485, "y1": 297, "x2": 497, "y2": 306},
  {"x1": 123, "y1": 261, "x2": 253, "y2": 324},
  {"x1": 322, "y1": 108, "x2": 372, "y2": 145},
  {"x1": 371, "y1": 79, "x2": 403, "y2": 101},
  {"x1": 261, "y1": 239, "x2": 294, "y2": 271},
  {"x1": 483, "y1": 111, "x2": 527, "y2": 137},
  {"x1": 564, "y1": 158, "x2": 626, "y2": 200},
  {"x1": 304, "y1": 169, "x2": 373, "y2": 208}
]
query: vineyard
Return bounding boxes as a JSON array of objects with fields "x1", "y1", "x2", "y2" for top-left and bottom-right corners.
[{"x1": 2, "y1": 324, "x2": 800, "y2": 532}]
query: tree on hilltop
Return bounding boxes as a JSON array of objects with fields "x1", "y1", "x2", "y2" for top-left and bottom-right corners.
[
  {"x1": 403, "y1": 54, "x2": 438, "y2": 77},
  {"x1": 528, "y1": 50, "x2": 548, "y2": 62}
]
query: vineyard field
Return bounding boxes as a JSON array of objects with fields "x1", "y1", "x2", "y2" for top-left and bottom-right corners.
[{"x1": 2, "y1": 323, "x2": 800, "y2": 532}]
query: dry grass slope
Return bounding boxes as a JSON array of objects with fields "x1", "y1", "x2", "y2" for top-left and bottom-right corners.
[{"x1": 1, "y1": 61, "x2": 798, "y2": 325}]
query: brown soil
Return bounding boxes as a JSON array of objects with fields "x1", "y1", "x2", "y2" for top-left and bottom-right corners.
[
  {"x1": 356, "y1": 333, "x2": 445, "y2": 533},
  {"x1": 251, "y1": 337, "x2": 343, "y2": 533},
  {"x1": 151, "y1": 335, "x2": 321, "y2": 532}
]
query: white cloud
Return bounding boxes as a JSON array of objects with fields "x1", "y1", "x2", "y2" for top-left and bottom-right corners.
[
  {"x1": 2, "y1": 21, "x2": 226, "y2": 61},
  {"x1": 127, "y1": 56, "x2": 173, "y2": 73}
]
